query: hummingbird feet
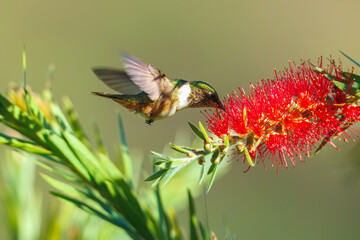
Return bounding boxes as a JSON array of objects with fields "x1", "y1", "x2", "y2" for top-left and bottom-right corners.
[{"x1": 145, "y1": 119, "x2": 154, "y2": 125}]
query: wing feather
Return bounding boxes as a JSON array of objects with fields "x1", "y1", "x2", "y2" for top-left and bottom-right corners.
[
  {"x1": 93, "y1": 52, "x2": 173, "y2": 101},
  {"x1": 92, "y1": 68, "x2": 141, "y2": 95},
  {"x1": 121, "y1": 51, "x2": 165, "y2": 101}
]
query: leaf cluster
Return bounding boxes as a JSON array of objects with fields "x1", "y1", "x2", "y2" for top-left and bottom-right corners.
[
  {"x1": 0, "y1": 54, "x2": 215, "y2": 239},
  {"x1": 147, "y1": 122, "x2": 231, "y2": 192}
]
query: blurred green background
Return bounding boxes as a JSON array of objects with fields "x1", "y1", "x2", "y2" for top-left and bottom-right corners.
[{"x1": 1, "y1": 0, "x2": 360, "y2": 239}]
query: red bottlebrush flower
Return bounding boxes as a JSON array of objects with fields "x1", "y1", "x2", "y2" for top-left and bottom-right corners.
[{"x1": 203, "y1": 60, "x2": 360, "y2": 171}]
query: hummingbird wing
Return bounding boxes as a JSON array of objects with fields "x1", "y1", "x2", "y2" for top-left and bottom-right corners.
[
  {"x1": 92, "y1": 68, "x2": 142, "y2": 95},
  {"x1": 122, "y1": 51, "x2": 172, "y2": 101}
]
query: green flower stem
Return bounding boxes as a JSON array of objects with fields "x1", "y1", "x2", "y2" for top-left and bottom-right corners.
[
  {"x1": 148, "y1": 123, "x2": 234, "y2": 191},
  {"x1": 147, "y1": 122, "x2": 261, "y2": 191}
]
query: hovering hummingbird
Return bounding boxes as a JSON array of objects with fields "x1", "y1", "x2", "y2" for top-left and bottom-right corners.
[{"x1": 91, "y1": 51, "x2": 225, "y2": 125}]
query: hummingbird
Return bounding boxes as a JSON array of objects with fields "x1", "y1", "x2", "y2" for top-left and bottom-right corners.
[{"x1": 91, "y1": 51, "x2": 225, "y2": 125}]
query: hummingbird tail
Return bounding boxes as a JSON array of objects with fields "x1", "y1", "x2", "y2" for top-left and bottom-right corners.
[
  {"x1": 91, "y1": 92, "x2": 121, "y2": 99},
  {"x1": 91, "y1": 92, "x2": 140, "y2": 111}
]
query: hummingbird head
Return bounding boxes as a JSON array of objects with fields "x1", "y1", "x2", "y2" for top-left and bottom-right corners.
[{"x1": 189, "y1": 81, "x2": 226, "y2": 111}]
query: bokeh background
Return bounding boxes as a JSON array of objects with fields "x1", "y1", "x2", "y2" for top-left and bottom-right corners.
[{"x1": 1, "y1": 0, "x2": 360, "y2": 239}]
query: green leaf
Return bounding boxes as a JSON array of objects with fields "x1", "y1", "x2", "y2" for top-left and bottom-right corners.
[
  {"x1": 199, "y1": 121, "x2": 211, "y2": 144},
  {"x1": 313, "y1": 130, "x2": 338, "y2": 156},
  {"x1": 199, "y1": 222, "x2": 210, "y2": 240},
  {"x1": 50, "y1": 102, "x2": 72, "y2": 133},
  {"x1": 188, "y1": 190, "x2": 199, "y2": 240},
  {"x1": 47, "y1": 133, "x2": 91, "y2": 181},
  {"x1": 22, "y1": 47, "x2": 27, "y2": 87},
  {"x1": 152, "y1": 159, "x2": 170, "y2": 166},
  {"x1": 36, "y1": 161, "x2": 76, "y2": 181},
  {"x1": 315, "y1": 67, "x2": 337, "y2": 82},
  {"x1": 332, "y1": 80, "x2": 348, "y2": 92},
  {"x1": 155, "y1": 187, "x2": 171, "y2": 240},
  {"x1": 107, "y1": 182, "x2": 155, "y2": 240},
  {"x1": 118, "y1": 113, "x2": 133, "y2": 184},
  {"x1": 41, "y1": 173, "x2": 81, "y2": 197},
  {"x1": 343, "y1": 72, "x2": 360, "y2": 96},
  {"x1": 51, "y1": 191, "x2": 139, "y2": 239},
  {"x1": 177, "y1": 145, "x2": 197, "y2": 151},
  {"x1": 198, "y1": 164, "x2": 206, "y2": 185},
  {"x1": 21, "y1": 51, "x2": 47, "y2": 127},
  {"x1": 145, "y1": 168, "x2": 168, "y2": 181},
  {"x1": 332, "y1": 73, "x2": 360, "y2": 97},
  {"x1": 170, "y1": 144, "x2": 190, "y2": 154},
  {"x1": 0, "y1": 94, "x2": 44, "y2": 141},
  {"x1": 0, "y1": 133, "x2": 52, "y2": 155},
  {"x1": 150, "y1": 151, "x2": 173, "y2": 162},
  {"x1": 319, "y1": 59, "x2": 360, "y2": 97},
  {"x1": 314, "y1": 66, "x2": 324, "y2": 73},
  {"x1": 150, "y1": 175, "x2": 163, "y2": 187},
  {"x1": 188, "y1": 122, "x2": 205, "y2": 140},
  {"x1": 93, "y1": 122, "x2": 107, "y2": 155},
  {"x1": 206, "y1": 163, "x2": 219, "y2": 192},
  {"x1": 24, "y1": 88, "x2": 32, "y2": 115},
  {"x1": 340, "y1": 51, "x2": 360, "y2": 68},
  {"x1": 97, "y1": 152, "x2": 123, "y2": 181},
  {"x1": 62, "y1": 131, "x2": 108, "y2": 184},
  {"x1": 63, "y1": 97, "x2": 91, "y2": 147},
  {"x1": 243, "y1": 146, "x2": 255, "y2": 167},
  {"x1": 224, "y1": 136, "x2": 229, "y2": 147},
  {"x1": 162, "y1": 158, "x2": 196, "y2": 186},
  {"x1": 207, "y1": 163, "x2": 216, "y2": 175},
  {"x1": 210, "y1": 148, "x2": 220, "y2": 164}
]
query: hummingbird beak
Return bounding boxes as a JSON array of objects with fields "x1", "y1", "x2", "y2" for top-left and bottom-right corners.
[{"x1": 217, "y1": 101, "x2": 227, "y2": 112}]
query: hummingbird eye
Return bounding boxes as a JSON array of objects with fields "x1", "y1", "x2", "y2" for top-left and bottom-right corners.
[{"x1": 209, "y1": 93, "x2": 217, "y2": 100}]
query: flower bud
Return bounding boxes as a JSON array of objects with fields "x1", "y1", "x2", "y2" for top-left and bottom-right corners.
[
  {"x1": 204, "y1": 143, "x2": 211, "y2": 152},
  {"x1": 198, "y1": 157, "x2": 205, "y2": 165},
  {"x1": 236, "y1": 143, "x2": 245, "y2": 154},
  {"x1": 219, "y1": 145, "x2": 228, "y2": 153},
  {"x1": 210, "y1": 157, "x2": 219, "y2": 164}
]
